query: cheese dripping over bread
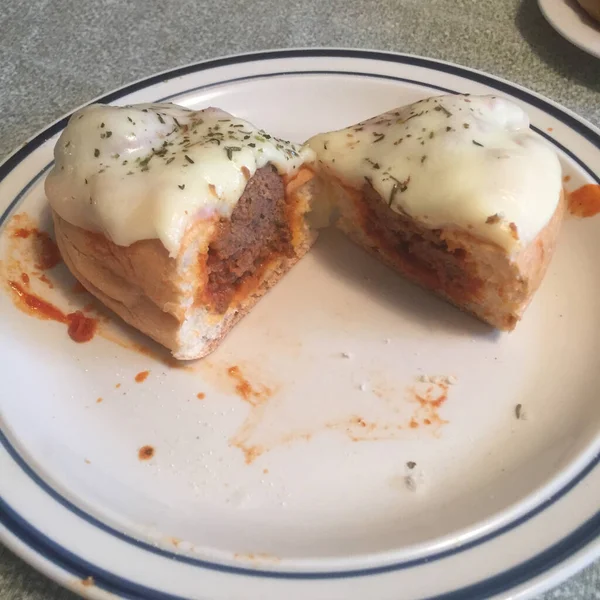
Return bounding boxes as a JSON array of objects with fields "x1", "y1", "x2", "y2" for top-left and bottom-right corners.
[
  {"x1": 46, "y1": 103, "x2": 314, "y2": 256},
  {"x1": 306, "y1": 94, "x2": 562, "y2": 253}
]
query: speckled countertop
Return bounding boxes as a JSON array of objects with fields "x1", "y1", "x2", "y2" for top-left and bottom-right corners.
[{"x1": 0, "y1": 0, "x2": 599, "y2": 598}]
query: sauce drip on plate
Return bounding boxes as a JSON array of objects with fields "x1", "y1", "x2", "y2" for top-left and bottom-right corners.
[
  {"x1": 568, "y1": 184, "x2": 600, "y2": 218},
  {"x1": 8, "y1": 281, "x2": 97, "y2": 343}
]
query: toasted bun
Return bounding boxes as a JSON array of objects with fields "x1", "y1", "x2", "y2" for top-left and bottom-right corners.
[
  {"x1": 325, "y1": 177, "x2": 565, "y2": 331},
  {"x1": 53, "y1": 170, "x2": 317, "y2": 360}
]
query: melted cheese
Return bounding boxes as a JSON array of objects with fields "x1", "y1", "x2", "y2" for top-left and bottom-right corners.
[
  {"x1": 46, "y1": 103, "x2": 313, "y2": 256},
  {"x1": 307, "y1": 94, "x2": 562, "y2": 253}
]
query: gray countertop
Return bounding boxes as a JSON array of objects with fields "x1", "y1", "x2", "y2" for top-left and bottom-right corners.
[{"x1": 0, "y1": 0, "x2": 599, "y2": 598}]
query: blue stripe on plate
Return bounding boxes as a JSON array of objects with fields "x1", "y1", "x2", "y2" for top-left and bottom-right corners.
[
  {"x1": 2, "y1": 425, "x2": 598, "y2": 579},
  {"x1": 2, "y1": 481, "x2": 599, "y2": 599},
  {"x1": 1, "y1": 49, "x2": 599, "y2": 598}
]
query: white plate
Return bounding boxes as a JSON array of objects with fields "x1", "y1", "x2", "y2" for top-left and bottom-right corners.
[
  {"x1": 539, "y1": 0, "x2": 600, "y2": 58},
  {"x1": 1, "y1": 49, "x2": 599, "y2": 600}
]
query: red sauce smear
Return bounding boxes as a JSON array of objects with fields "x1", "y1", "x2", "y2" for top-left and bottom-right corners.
[
  {"x1": 67, "y1": 311, "x2": 97, "y2": 342},
  {"x1": 8, "y1": 281, "x2": 97, "y2": 343},
  {"x1": 197, "y1": 392, "x2": 206, "y2": 400},
  {"x1": 34, "y1": 232, "x2": 61, "y2": 270},
  {"x1": 138, "y1": 445, "x2": 155, "y2": 460},
  {"x1": 568, "y1": 184, "x2": 600, "y2": 218},
  {"x1": 20, "y1": 273, "x2": 30, "y2": 284},
  {"x1": 135, "y1": 370, "x2": 150, "y2": 383},
  {"x1": 227, "y1": 365, "x2": 271, "y2": 406},
  {"x1": 228, "y1": 366, "x2": 253, "y2": 400},
  {"x1": 38, "y1": 273, "x2": 54, "y2": 288},
  {"x1": 416, "y1": 385, "x2": 448, "y2": 408},
  {"x1": 12, "y1": 227, "x2": 61, "y2": 270}
]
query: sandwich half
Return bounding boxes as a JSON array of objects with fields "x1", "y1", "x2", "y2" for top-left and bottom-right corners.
[
  {"x1": 46, "y1": 103, "x2": 317, "y2": 359},
  {"x1": 306, "y1": 94, "x2": 565, "y2": 330}
]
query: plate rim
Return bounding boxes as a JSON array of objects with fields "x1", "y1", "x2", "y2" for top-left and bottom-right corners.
[
  {"x1": 538, "y1": 0, "x2": 600, "y2": 59},
  {"x1": 1, "y1": 47, "x2": 599, "y2": 600}
]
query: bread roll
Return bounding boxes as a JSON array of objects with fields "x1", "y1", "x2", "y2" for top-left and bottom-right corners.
[
  {"x1": 46, "y1": 104, "x2": 317, "y2": 359},
  {"x1": 306, "y1": 94, "x2": 565, "y2": 330}
]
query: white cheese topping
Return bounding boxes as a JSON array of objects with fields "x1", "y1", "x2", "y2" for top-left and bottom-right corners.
[
  {"x1": 306, "y1": 94, "x2": 562, "y2": 253},
  {"x1": 46, "y1": 103, "x2": 313, "y2": 256}
]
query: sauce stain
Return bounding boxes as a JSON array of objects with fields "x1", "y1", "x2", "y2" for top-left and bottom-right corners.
[
  {"x1": 407, "y1": 380, "x2": 450, "y2": 429},
  {"x1": 196, "y1": 392, "x2": 206, "y2": 400},
  {"x1": 135, "y1": 370, "x2": 150, "y2": 383},
  {"x1": 115, "y1": 383, "x2": 121, "y2": 389},
  {"x1": 34, "y1": 232, "x2": 61, "y2": 270},
  {"x1": 81, "y1": 576, "x2": 94, "y2": 587},
  {"x1": 96, "y1": 397, "x2": 103, "y2": 403},
  {"x1": 229, "y1": 373, "x2": 452, "y2": 464},
  {"x1": 38, "y1": 273, "x2": 54, "y2": 288},
  {"x1": 2, "y1": 214, "x2": 193, "y2": 363},
  {"x1": 563, "y1": 175, "x2": 571, "y2": 183},
  {"x1": 12, "y1": 225, "x2": 61, "y2": 270},
  {"x1": 8, "y1": 280, "x2": 64, "y2": 321},
  {"x1": 233, "y1": 552, "x2": 280, "y2": 563},
  {"x1": 138, "y1": 445, "x2": 155, "y2": 460},
  {"x1": 67, "y1": 311, "x2": 97, "y2": 342},
  {"x1": 568, "y1": 184, "x2": 600, "y2": 217},
  {"x1": 8, "y1": 281, "x2": 98, "y2": 343},
  {"x1": 2, "y1": 214, "x2": 100, "y2": 343},
  {"x1": 227, "y1": 365, "x2": 272, "y2": 406},
  {"x1": 12, "y1": 228, "x2": 32, "y2": 239}
]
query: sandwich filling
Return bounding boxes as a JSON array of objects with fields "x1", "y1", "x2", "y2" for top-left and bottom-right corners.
[
  {"x1": 203, "y1": 164, "x2": 296, "y2": 313},
  {"x1": 46, "y1": 103, "x2": 314, "y2": 257},
  {"x1": 307, "y1": 94, "x2": 562, "y2": 254},
  {"x1": 306, "y1": 94, "x2": 564, "y2": 329}
]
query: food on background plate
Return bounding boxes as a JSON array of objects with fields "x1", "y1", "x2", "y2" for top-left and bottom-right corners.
[
  {"x1": 306, "y1": 94, "x2": 565, "y2": 330},
  {"x1": 576, "y1": 0, "x2": 600, "y2": 23},
  {"x1": 45, "y1": 104, "x2": 317, "y2": 359}
]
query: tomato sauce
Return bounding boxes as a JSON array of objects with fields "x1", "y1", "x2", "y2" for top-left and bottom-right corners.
[
  {"x1": 568, "y1": 184, "x2": 600, "y2": 218},
  {"x1": 138, "y1": 445, "x2": 155, "y2": 460},
  {"x1": 135, "y1": 370, "x2": 150, "y2": 383},
  {"x1": 12, "y1": 226, "x2": 61, "y2": 270},
  {"x1": 8, "y1": 281, "x2": 97, "y2": 343}
]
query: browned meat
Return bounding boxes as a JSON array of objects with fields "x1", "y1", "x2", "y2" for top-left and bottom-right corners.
[
  {"x1": 205, "y1": 165, "x2": 295, "y2": 313},
  {"x1": 358, "y1": 182, "x2": 484, "y2": 303}
]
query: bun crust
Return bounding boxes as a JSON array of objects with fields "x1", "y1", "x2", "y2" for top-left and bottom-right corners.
[
  {"x1": 52, "y1": 169, "x2": 317, "y2": 360},
  {"x1": 325, "y1": 176, "x2": 565, "y2": 330}
]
